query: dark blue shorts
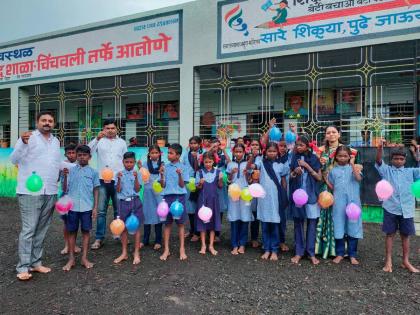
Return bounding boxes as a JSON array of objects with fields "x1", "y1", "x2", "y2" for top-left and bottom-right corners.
[
  {"x1": 66, "y1": 210, "x2": 92, "y2": 233},
  {"x1": 382, "y1": 209, "x2": 415, "y2": 236},
  {"x1": 118, "y1": 197, "x2": 144, "y2": 223},
  {"x1": 163, "y1": 194, "x2": 187, "y2": 225},
  {"x1": 60, "y1": 214, "x2": 68, "y2": 223}
]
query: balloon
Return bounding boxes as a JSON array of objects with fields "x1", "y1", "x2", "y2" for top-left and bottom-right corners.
[
  {"x1": 110, "y1": 216, "x2": 125, "y2": 236},
  {"x1": 26, "y1": 171, "x2": 43, "y2": 192},
  {"x1": 101, "y1": 167, "x2": 114, "y2": 182},
  {"x1": 375, "y1": 179, "x2": 394, "y2": 201},
  {"x1": 346, "y1": 203, "x2": 361, "y2": 221},
  {"x1": 240, "y1": 188, "x2": 253, "y2": 204},
  {"x1": 228, "y1": 183, "x2": 241, "y2": 201},
  {"x1": 55, "y1": 195, "x2": 74, "y2": 215},
  {"x1": 318, "y1": 191, "x2": 334, "y2": 209},
  {"x1": 269, "y1": 127, "x2": 282, "y2": 142},
  {"x1": 198, "y1": 206, "x2": 213, "y2": 223},
  {"x1": 293, "y1": 189, "x2": 308, "y2": 207},
  {"x1": 285, "y1": 131, "x2": 297, "y2": 144},
  {"x1": 140, "y1": 168, "x2": 150, "y2": 183},
  {"x1": 187, "y1": 178, "x2": 197, "y2": 192},
  {"x1": 222, "y1": 172, "x2": 228, "y2": 186},
  {"x1": 125, "y1": 213, "x2": 140, "y2": 235},
  {"x1": 251, "y1": 170, "x2": 260, "y2": 181},
  {"x1": 411, "y1": 180, "x2": 420, "y2": 198},
  {"x1": 248, "y1": 183, "x2": 266, "y2": 198},
  {"x1": 157, "y1": 199, "x2": 169, "y2": 221},
  {"x1": 152, "y1": 180, "x2": 163, "y2": 194},
  {"x1": 170, "y1": 200, "x2": 184, "y2": 219}
]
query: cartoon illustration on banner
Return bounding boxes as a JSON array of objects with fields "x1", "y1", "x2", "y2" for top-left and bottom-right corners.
[{"x1": 219, "y1": 0, "x2": 420, "y2": 57}]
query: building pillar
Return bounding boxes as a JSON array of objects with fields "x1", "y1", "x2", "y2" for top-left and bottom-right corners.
[
  {"x1": 179, "y1": 65, "x2": 194, "y2": 146},
  {"x1": 10, "y1": 86, "x2": 20, "y2": 147}
]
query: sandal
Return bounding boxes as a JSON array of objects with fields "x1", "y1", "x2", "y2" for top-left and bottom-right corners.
[{"x1": 91, "y1": 240, "x2": 103, "y2": 250}]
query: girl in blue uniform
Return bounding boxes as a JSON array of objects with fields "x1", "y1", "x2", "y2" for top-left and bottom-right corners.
[
  {"x1": 289, "y1": 135, "x2": 322, "y2": 265},
  {"x1": 227, "y1": 144, "x2": 253, "y2": 255},
  {"x1": 327, "y1": 146, "x2": 363, "y2": 265},
  {"x1": 249, "y1": 139, "x2": 262, "y2": 248},
  {"x1": 140, "y1": 145, "x2": 163, "y2": 250},
  {"x1": 247, "y1": 142, "x2": 289, "y2": 261}
]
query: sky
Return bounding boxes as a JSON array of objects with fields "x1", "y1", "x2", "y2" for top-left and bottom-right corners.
[{"x1": 0, "y1": 0, "x2": 195, "y2": 44}]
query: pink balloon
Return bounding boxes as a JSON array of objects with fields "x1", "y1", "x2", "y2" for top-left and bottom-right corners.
[
  {"x1": 198, "y1": 206, "x2": 213, "y2": 223},
  {"x1": 293, "y1": 189, "x2": 308, "y2": 207},
  {"x1": 157, "y1": 199, "x2": 169, "y2": 221},
  {"x1": 248, "y1": 183, "x2": 266, "y2": 198},
  {"x1": 346, "y1": 203, "x2": 361, "y2": 221},
  {"x1": 375, "y1": 180, "x2": 394, "y2": 201},
  {"x1": 56, "y1": 195, "x2": 73, "y2": 214}
]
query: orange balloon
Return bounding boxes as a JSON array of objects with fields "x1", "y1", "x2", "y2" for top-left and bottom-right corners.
[
  {"x1": 318, "y1": 191, "x2": 334, "y2": 209},
  {"x1": 140, "y1": 168, "x2": 150, "y2": 182},
  {"x1": 101, "y1": 167, "x2": 114, "y2": 182},
  {"x1": 252, "y1": 170, "x2": 260, "y2": 180},
  {"x1": 110, "y1": 217, "x2": 125, "y2": 236},
  {"x1": 229, "y1": 183, "x2": 242, "y2": 201}
]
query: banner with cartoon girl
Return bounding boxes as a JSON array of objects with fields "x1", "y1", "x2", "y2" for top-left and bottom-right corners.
[{"x1": 218, "y1": 0, "x2": 420, "y2": 57}]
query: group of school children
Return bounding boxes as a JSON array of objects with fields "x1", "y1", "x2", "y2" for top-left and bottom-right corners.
[{"x1": 59, "y1": 123, "x2": 419, "y2": 274}]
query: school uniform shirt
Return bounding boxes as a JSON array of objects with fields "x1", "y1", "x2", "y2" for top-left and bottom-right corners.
[
  {"x1": 226, "y1": 160, "x2": 252, "y2": 222},
  {"x1": 116, "y1": 169, "x2": 143, "y2": 200},
  {"x1": 162, "y1": 161, "x2": 189, "y2": 195},
  {"x1": 328, "y1": 164, "x2": 363, "y2": 239},
  {"x1": 10, "y1": 130, "x2": 61, "y2": 195},
  {"x1": 254, "y1": 159, "x2": 289, "y2": 223},
  {"x1": 66, "y1": 165, "x2": 100, "y2": 212},
  {"x1": 375, "y1": 161, "x2": 420, "y2": 218},
  {"x1": 88, "y1": 136, "x2": 127, "y2": 180},
  {"x1": 181, "y1": 149, "x2": 202, "y2": 178}
]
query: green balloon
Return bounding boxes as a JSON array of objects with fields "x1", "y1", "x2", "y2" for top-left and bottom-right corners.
[
  {"x1": 411, "y1": 180, "x2": 420, "y2": 198},
  {"x1": 152, "y1": 180, "x2": 163, "y2": 193},
  {"x1": 223, "y1": 172, "x2": 228, "y2": 186},
  {"x1": 26, "y1": 171, "x2": 43, "y2": 192},
  {"x1": 187, "y1": 178, "x2": 196, "y2": 192}
]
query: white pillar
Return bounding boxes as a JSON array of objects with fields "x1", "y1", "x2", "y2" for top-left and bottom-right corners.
[
  {"x1": 179, "y1": 65, "x2": 194, "y2": 146},
  {"x1": 10, "y1": 86, "x2": 19, "y2": 147}
]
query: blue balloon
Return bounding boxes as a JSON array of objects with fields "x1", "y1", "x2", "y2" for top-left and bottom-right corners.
[
  {"x1": 170, "y1": 200, "x2": 184, "y2": 219},
  {"x1": 269, "y1": 127, "x2": 282, "y2": 142},
  {"x1": 285, "y1": 131, "x2": 297, "y2": 144},
  {"x1": 125, "y1": 213, "x2": 140, "y2": 235}
]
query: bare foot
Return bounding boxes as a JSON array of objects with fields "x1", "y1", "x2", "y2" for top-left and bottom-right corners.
[
  {"x1": 184, "y1": 232, "x2": 191, "y2": 238},
  {"x1": 350, "y1": 257, "x2": 360, "y2": 265},
  {"x1": 113, "y1": 254, "x2": 128, "y2": 264},
  {"x1": 191, "y1": 235, "x2": 200, "y2": 242},
  {"x1": 153, "y1": 244, "x2": 162, "y2": 250},
  {"x1": 133, "y1": 254, "x2": 141, "y2": 265},
  {"x1": 382, "y1": 262, "x2": 393, "y2": 273},
  {"x1": 291, "y1": 255, "x2": 302, "y2": 264},
  {"x1": 16, "y1": 272, "x2": 32, "y2": 281},
  {"x1": 91, "y1": 240, "x2": 102, "y2": 250},
  {"x1": 251, "y1": 240, "x2": 259, "y2": 248},
  {"x1": 74, "y1": 246, "x2": 82, "y2": 253},
  {"x1": 179, "y1": 249, "x2": 188, "y2": 261},
  {"x1": 60, "y1": 246, "x2": 69, "y2": 255},
  {"x1": 270, "y1": 252, "x2": 278, "y2": 261},
  {"x1": 214, "y1": 236, "x2": 221, "y2": 243},
  {"x1": 280, "y1": 243, "x2": 289, "y2": 252},
  {"x1": 62, "y1": 258, "x2": 75, "y2": 272},
  {"x1": 139, "y1": 243, "x2": 145, "y2": 249},
  {"x1": 209, "y1": 246, "x2": 218, "y2": 256},
  {"x1": 199, "y1": 246, "x2": 207, "y2": 255},
  {"x1": 333, "y1": 256, "x2": 344, "y2": 264},
  {"x1": 81, "y1": 258, "x2": 94, "y2": 269},
  {"x1": 160, "y1": 250, "x2": 171, "y2": 261},
  {"x1": 238, "y1": 246, "x2": 245, "y2": 254},
  {"x1": 231, "y1": 247, "x2": 239, "y2": 255},
  {"x1": 30, "y1": 265, "x2": 51, "y2": 273},
  {"x1": 261, "y1": 252, "x2": 270, "y2": 260},
  {"x1": 401, "y1": 261, "x2": 420, "y2": 273},
  {"x1": 310, "y1": 256, "x2": 320, "y2": 265}
]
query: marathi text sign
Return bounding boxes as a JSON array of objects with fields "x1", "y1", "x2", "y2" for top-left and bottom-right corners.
[
  {"x1": 0, "y1": 11, "x2": 181, "y2": 84},
  {"x1": 218, "y1": 0, "x2": 420, "y2": 57}
]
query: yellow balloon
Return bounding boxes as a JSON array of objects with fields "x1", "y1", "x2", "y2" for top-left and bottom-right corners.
[
  {"x1": 153, "y1": 180, "x2": 163, "y2": 193},
  {"x1": 241, "y1": 188, "x2": 253, "y2": 202},
  {"x1": 229, "y1": 183, "x2": 241, "y2": 201}
]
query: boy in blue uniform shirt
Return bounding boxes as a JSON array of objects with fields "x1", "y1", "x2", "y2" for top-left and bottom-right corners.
[
  {"x1": 62, "y1": 145, "x2": 100, "y2": 271},
  {"x1": 376, "y1": 140, "x2": 419, "y2": 273},
  {"x1": 159, "y1": 143, "x2": 190, "y2": 261}
]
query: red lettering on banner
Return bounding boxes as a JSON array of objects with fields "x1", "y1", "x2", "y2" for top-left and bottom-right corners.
[
  {"x1": 88, "y1": 42, "x2": 114, "y2": 64},
  {"x1": 5, "y1": 60, "x2": 35, "y2": 76},
  {"x1": 116, "y1": 33, "x2": 172, "y2": 59},
  {"x1": 0, "y1": 65, "x2": 3, "y2": 79},
  {"x1": 37, "y1": 48, "x2": 85, "y2": 71}
]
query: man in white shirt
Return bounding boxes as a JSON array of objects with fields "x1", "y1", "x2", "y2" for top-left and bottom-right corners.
[
  {"x1": 10, "y1": 111, "x2": 61, "y2": 281},
  {"x1": 89, "y1": 119, "x2": 127, "y2": 249}
]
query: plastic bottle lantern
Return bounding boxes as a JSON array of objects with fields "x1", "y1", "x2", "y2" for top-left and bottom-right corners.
[
  {"x1": 198, "y1": 206, "x2": 213, "y2": 223},
  {"x1": 156, "y1": 199, "x2": 169, "y2": 221},
  {"x1": 187, "y1": 178, "x2": 197, "y2": 192},
  {"x1": 140, "y1": 168, "x2": 150, "y2": 183},
  {"x1": 318, "y1": 191, "x2": 334, "y2": 209},
  {"x1": 152, "y1": 180, "x2": 163, "y2": 194},
  {"x1": 411, "y1": 180, "x2": 420, "y2": 198},
  {"x1": 248, "y1": 183, "x2": 266, "y2": 198},
  {"x1": 293, "y1": 189, "x2": 308, "y2": 207},
  {"x1": 346, "y1": 203, "x2": 361, "y2": 221},
  {"x1": 375, "y1": 179, "x2": 394, "y2": 201},
  {"x1": 285, "y1": 131, "x2": 297, "y2": 144},
  {"x1": 125, "y1": 213, "x2": 140, "y2": 235},
  {"x1": 26, "y1": 171, "x2": 43, "y2": 193},
  {"x1": 110, "y1": 216, "x2": 125, "y2": 236},
  {"x1": 170, "y1": 200, "x2": 184, "y2": 219},
  {"x1": 228, "y1": 183, "x2": 242, "y2": 201},
  {"x1": 55, "y1": 195, "x2": 74, "y2": 215},
  {"x1": 240, "y1": 188, "x2": 253, "y2": 205},
  {"x1": 101, "y1": 166, "x2": 114, "y2": 183},
  {"x1": 269, "y1": 127, "x2": 282, "y2": 143}
]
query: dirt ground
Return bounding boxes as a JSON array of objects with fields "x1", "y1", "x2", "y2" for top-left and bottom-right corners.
[{"x1": 0, "y1": 198, "x2": 419, "y2": 315}]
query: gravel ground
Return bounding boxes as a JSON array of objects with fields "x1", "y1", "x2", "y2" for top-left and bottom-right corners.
[{"x1": 0, "y1": 198, "x2": 419, "y2": 315}]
